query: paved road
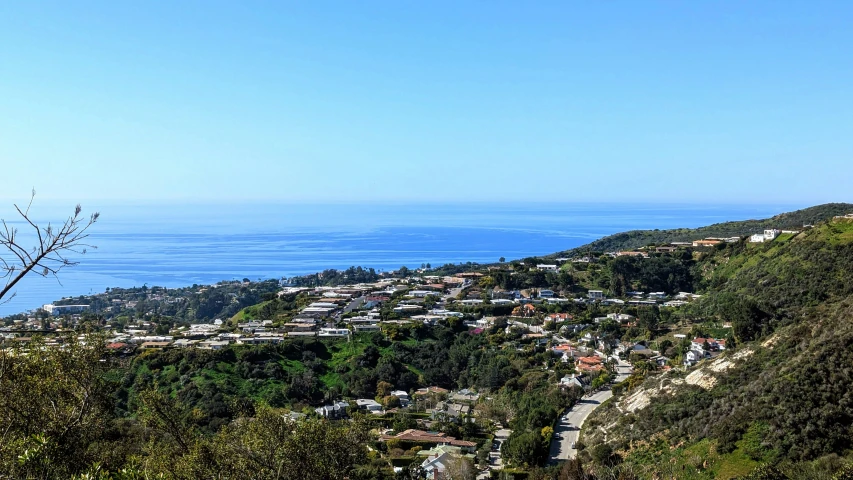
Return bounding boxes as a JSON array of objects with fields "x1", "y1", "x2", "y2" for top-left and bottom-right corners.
[
  {"x1": 444, "y1": 281, "x2": 471, "y2": 302},
  {"x1": 342, "y1": 295, "x2": 365, "y2": 315},
  {"x1": 548, "y1": 361, "x2": 632, "y2": 463}
]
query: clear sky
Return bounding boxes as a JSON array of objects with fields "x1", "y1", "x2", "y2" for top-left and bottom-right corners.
[{"x1": 1, "y1": 1, "x2": 851, "y2": 204}]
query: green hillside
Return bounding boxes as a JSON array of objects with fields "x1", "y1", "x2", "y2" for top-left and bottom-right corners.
[
  {"x1": 578, "y1": 217, "x2": 853, "y2": 479},
  {"x1": 559, "y1": 203, "x2": 853, "y2": 255}
]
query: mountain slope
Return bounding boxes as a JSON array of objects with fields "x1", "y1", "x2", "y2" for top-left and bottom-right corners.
[
  {"x1": 559, "y1": 203, "x2": 853, "y2": 255},
  {"x1": 580, "y1": 217, "x2": 853, "y2": 478}
]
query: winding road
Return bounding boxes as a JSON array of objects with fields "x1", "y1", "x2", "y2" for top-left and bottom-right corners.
[{"x1": 548, "y1": 360, "x2": 632, "y2": 463}]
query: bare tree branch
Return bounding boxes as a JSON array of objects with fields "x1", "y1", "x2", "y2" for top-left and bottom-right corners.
[{"x1": 0, "y1": 191, "x2": 99, "y2": 304}]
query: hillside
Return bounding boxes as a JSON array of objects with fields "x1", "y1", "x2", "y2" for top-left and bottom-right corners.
[
  {"x1": 579, "y1": 218, "x2": 853, "y2": 479},
  {"x1": 559, "y1": 203, "x2": 853, "y2": 255}
]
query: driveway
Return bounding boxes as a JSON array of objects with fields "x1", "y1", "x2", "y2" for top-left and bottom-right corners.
[
  {"x1": 548, "y1": 360, "x2": 632, "y2": 463},
  {"x1": 490, "y1": 428, "x2": 511, "y2": 470}
]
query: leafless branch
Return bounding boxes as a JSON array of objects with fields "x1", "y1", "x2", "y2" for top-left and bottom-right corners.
[{"x1": 0, "y1": 190, "x2": 99, "y2": 304}]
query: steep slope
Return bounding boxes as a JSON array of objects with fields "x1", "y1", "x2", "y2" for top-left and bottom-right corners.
[{"x1": 581, "y1": 218, "x2": 853, "y2": 478}]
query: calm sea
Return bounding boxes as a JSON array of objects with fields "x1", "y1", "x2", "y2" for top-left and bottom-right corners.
[{"x1": 0, "y1": 202, "x2": 798, "y2": 316}]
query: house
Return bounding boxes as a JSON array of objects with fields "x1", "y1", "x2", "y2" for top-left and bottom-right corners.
[
  {"x1": 418, "y1": 445, "x2": 476, "y2": 480},
  {"x1": 650, "y1": 355, "x2": 670, "y2": 367},
  {"x1": 587, "y1": 290, "x2": 604, "y2": 300},
  {"x1": 536, "y1": 264, "x2": 558, "y2": 271},
  {"x1": 379, "y1": 429, "x2": 476, "y2": 452},
  {"x1": 198, "y1": 340, "x2": 230, "y2": 350},
  {"x1": 319, "y1": 328, "x2": 350, "y2": 337},
  {"x1": 691, "y1": 337, "x2": 718, "y2": 351},
  {"x1": 684, "y1": 349, "x2": 708, "y2": 366},
  {"x1": 42, "y1": 304, "x2": 90, "y2": 315},
  {"x1": 315, "y1": 401, "x2": 350, "y2": 419},
  {"x1": 409, "y1": 290, "x2": 439, "y2": 298},
  {"x1": 750, "y1": 229, "x2": 781, "y2": 243},
  {"x1": 616, "y1": 251, "x2": 648, "y2": 258},
  {"x1": 692, "y1": 239, "x2": 723, "y2": 247},
  {"x1": 391, "y1": 390, "x2": 410, "y2": 405},
  {"x1": 607, "y1": 313, "x2": 634, "y2": 323},
  {"x1": 354, "y1": 324, "x2": 381, "y2": 333},
  {"x1": 475, "y1": 317, "x2": 494, "y2": 328},
  {"x1": 511, "y1": 304, "x2": 536, "y2": 318},
  {"x1": 355, "y1": 399, "x2": 384, "y2": 413},
  {"x1": 656, "y1": 246, "x2": 678, "y2": 253},
  {"x1": 415, "y1": 386, "x2": 449, "y2": 396},
  {"x1": 560, "y1": 373, "x2": 589, "y2": 389},
  {"x1": 140, "y1": 341, "x2": 172, "y2": 349},
  {"x1": 460, "y1": 299, "x2": 483, "y2": 306},
  {"x1": 538, "y1": 289, "x2": 555, "y2": 298},
  {"x1": 576, "y1": 355, "x2": 604, "y2": 373},
  {"x1": 450, "y1": 389, "x2": 480, "y2": 403},
  {"x1": 433, "y1": 401, "x2": 472, "y2": 422},
  {"x1": 490, "y1": 298, "x2": 515, "y2": 306}
]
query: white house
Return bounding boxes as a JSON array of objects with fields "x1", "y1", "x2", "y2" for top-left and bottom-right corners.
[
  {"x1": 319, "y1": 328, "x2": 350, "y2": 337},
  {"x1": 42, "y1": 304, "x2": 89, "y2": 315},
  {"x1": 391, "y1": 390, "x2": 410, "y2": 406},
  {"x1": 750, "y1": 229, "x2": 781, "y2": 243},
  {"x1": 355, "y1": 398, "x2": 384, "y2": 413},
  {"x1": 539, "y1": 289, "x2": 555, "y2": 298},
  {"x1": 536, "y1": 264, "x2": 558, "y2": 271},
  {"x1": 684, "y1": 349, "x2": 708, "y2": 366},
  {"x1": 560, "y1": 374, "x2": 589, "y2": 388},
  {"x1": 587, "y1": 290, "x2": 604, "y2": 300}
]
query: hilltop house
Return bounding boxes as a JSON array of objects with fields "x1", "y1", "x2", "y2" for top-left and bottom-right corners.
[{"x1": 750, "y1": 229, "x2": 781, "y2": 243}]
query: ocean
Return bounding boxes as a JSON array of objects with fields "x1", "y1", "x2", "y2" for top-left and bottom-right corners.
[{"x1": 0, "y1": 202, "x2": 798, "y2": 316}]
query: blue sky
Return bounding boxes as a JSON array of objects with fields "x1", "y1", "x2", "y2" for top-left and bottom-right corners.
[{"x1": 1, "y1": 1, "x2": 851, "y2": 203}]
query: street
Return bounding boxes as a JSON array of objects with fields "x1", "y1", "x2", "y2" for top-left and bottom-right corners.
[{"x1": 548, "y1": 360, "x2": 632, "y2": 463}]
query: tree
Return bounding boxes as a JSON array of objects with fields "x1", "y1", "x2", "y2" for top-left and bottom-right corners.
[
  {"x1": 376, "y1": 380, "x2": 393, "y2": 398},
  {"x1": 0, "y1": 334, "x2": 114, "y2": 478},
  {"x1": 0, "y1": 191, "x2": 99, "y2": 303}
]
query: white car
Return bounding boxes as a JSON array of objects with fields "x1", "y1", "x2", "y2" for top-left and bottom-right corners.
[{"x1": 571, "y1": 442, "x2": 576, "y2": 449}]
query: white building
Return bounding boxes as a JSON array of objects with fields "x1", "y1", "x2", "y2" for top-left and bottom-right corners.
[
  {"x1": 536, "y1": 264, "x2": 558, "y2": 271},
  {"x1": 42, "y1": 304, "x2": 89, "y2": 315},
  {"x1": 750, "y1": 229, "x2": 781, "y2": 243},
  {"x1": 587, "y1": 290, "x2": 604, "y2": 300},
  {"x1": 319, "y1": 328, "x2": 350, "y2": 337}
]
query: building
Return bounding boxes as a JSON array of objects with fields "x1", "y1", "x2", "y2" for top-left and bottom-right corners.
[
  {"x1": 587, "y1": 290, "x2": 604, "y2": 300},
  {"x1": 616, "y1": 251, "x2": 648, "y2": 258},
  {"x1": 315, "y1": 401, "x2": 350, "y2": 419},
  {"x1": 560, "y1": 374, "x2": 589, "y2": 389},
  {"x1": 536, "y1": 264, "x2": 558, "y2": 271},
  {"x1": 42, "y1": 304, "x2": 90, "y2": 315},
  {"x1": 355, "y1": 398, "x2": 383, "y2": 413},
  {"x1": 319, "y1": 328, "x2": 350, "y2": 337},
  {"x1": 379, "y1": 429, "x2": 476, "y2": 452},
  {"x1": 750, "y1": 229, "x2": 781, "y2": 243},
  {"x1": 692, "y1": 239, "x2": 723, "y2": 247},
  {"x1": 418, "y1": 445, "x2": 476, "y2": 480}
]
